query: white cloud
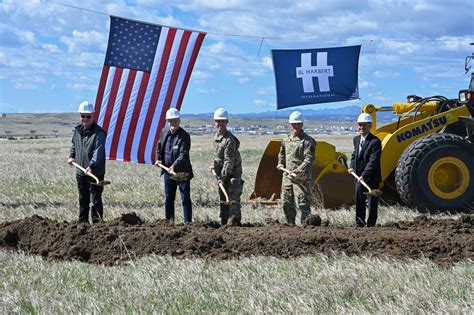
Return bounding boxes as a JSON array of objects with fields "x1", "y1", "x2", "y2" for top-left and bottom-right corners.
[
  {"x1": 60, "y1": 30, "x2": 106, "y2": 53},
  {"x1": 195, "y1": 87, "x2": 209, "y2": 93},
  {"x1": 373, "y1": 70, "x2": 400, "y2": 79},
  {"x1": 257, "y1": 86, "x2": 274, "y2": 94},
  {"x1": 229, "y1": 71, "x2": 243, "y2": 77},
  {"x1": 438, "y1": 36, "x2": 473, "y2": 51},
  {"x1": 206, "y1": 42, "x2": 228, "y2": 55},
  {"x1": 306, "y1": 14, "x2": 378, "y2": 35},
  {"x1": 381, "y1": 39, "x2": 420, "y2": 55},
  {"x1": 238, "y1": 77, "x2": 250, "y2": 84},
  {"x1": 413, "y1": 1, "x2": 439, "y2": 12},
  {"x1": 360, "y1": 81, "x2": 375, "y2": 88},
  {"x1": 176, "y1": 0, "x2": 243, "y2": 11},
  {"x1": 254, "y1": 99, "x2": 267, "y2": 106},
  {"x1": 42, "y1": 44, "x2": 60, "y2": 53},
  {"x1": 14, "y1": 81, "x2": 38, "y2": 90},
  {"x1": 66, "y1": 83, "x2": 96, "y2": 91},
  {"x1": 262, "y1": 57, "x2": 273, "y2": 70},
  {"x1": 21, "y1": 30, "x2": 37, "y2": 45},
  {"x1": 191, "y1": 70, "x2": 212, "y2": 80},
  {"x1": 69, "y1": 52, "x2": 104, "y2": 68},
  {"x1": 368, "y1": 93, "x2": 391, "y2": 102},
  {"x1": 429, "y1": 82, "x2": 454, "y2": 90}
]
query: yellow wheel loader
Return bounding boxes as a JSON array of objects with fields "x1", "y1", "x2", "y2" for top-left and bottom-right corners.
[{"x1": 250, "y1": 55, "x2": 474, "y2": 212}]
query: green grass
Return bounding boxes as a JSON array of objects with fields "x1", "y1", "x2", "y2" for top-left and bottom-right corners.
[
  {"x1": 1, "y1": 136, "x2": 472, "y2": 313},
  {"x1": 1, "y1": 252, "x2": 472, "y2": 313}
]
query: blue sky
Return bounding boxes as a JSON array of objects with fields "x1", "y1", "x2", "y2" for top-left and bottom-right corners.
[{"x1": 0, "y1": 0, "x2": 473, "y2": 114}]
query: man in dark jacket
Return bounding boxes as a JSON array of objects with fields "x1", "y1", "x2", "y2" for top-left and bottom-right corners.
[
  {"x1": 348, "y1": 113, "x2": 382, "y2": 227},
  {"x1": 155, "y1": 108, "x2": 194, "y2": 223},
  {"x1": 67, "y1": 101, "x2": 106, "y2": 224}
]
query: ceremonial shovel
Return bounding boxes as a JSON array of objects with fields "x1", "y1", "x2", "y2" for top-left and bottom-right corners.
[
  {"x1": 156, "y1": 163, "x2": 190, "y2": 181},
  {"x1": 72, "y1": 162, "x2": 110, "y2": 186},
  {"x1": 349, "y1": 171, "x2": 383, "y2": 197},
  {"x1": 211, "y1": 169, "x2": 230, "y2": 204}
]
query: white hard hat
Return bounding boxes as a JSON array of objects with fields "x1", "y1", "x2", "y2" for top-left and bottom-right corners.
[
  {"x1": 165, "y1": 108, "x2": 180, "y2": 119},
  {"x1": 78, "y1": 101, "x2": 94, "y2": 113},
  {"x1": 357, "y1": 113, "x2": 372, "y2": 123},
  {"x1": 288, "y1": 111, "x2": 303, "y2": 123},
  {"x1": 213, "y1": 108, "x2": 228, "y2": 120}
]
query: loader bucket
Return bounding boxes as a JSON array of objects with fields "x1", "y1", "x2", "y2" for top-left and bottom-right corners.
[
  {"x1": 249, "y1": 139, "x2": 283, "y2": 204},
  {"x1": 249, "y1": 139, "x2": 355, "y2": 209}
]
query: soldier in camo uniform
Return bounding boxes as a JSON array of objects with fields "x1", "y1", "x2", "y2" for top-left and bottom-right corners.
[
  {"x1": 276, "y1": 111, "x2": 316, "y2": 225},
  {"x1": 210, "y1": 108, "x2": 244, "y2": 225}
]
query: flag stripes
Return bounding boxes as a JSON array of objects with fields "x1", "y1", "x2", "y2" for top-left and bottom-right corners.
[{"x1": 94, "y1": 17, "x2": 206, "y2": 164}]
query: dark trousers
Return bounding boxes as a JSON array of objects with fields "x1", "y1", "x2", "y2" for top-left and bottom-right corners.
[
  {"x1": 77, "y1": 174, "x2": 104, "y2": 223},
  {"x1": 164, "y1": 173, "x2": 192, "y2": 223},
  {"x1": 355, "y1": 182, "x2": 378, "y2": 227}
]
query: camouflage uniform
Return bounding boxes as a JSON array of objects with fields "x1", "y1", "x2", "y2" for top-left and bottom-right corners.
[
  {"x1": 213, "y1": 130, "x2": 243, "y2": 224},
  {"x1": 278, "y1": 130, "x2": 316, "y2": 224}
]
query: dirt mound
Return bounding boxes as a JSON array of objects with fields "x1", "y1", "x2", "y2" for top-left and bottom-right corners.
[
  {"x1": 1, "y1": 213, "x2": 472, "y2": 266},
  {"x1": 303, "y1": 214, "x2": 322, "y2": 226}
]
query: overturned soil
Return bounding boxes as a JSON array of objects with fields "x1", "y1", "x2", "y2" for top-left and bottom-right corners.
[{"x1": 1, "y1": 213, "x2": 472, "y2": 266}]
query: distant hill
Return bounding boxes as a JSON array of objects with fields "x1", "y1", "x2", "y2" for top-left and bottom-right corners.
[
  {"x1": 182, "y1": 106, "x2": 360, "y2": 118},
  {"x1": 182, "y1": 105, "x2": 395, "y2": 122}
]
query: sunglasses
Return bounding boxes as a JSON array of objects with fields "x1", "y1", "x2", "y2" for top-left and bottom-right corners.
[{"x1": 81, "y1": 115, "x2": 91, "y2": 119}]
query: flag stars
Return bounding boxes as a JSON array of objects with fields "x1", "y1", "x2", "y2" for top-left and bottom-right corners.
[{"x1": 106, "y1": 17, "x2": 161, "y2": 71}]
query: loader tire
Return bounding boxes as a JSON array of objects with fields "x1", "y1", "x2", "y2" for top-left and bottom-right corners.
[{"x1": 395, "y1": 133, "x2": 474, "y2": 212}]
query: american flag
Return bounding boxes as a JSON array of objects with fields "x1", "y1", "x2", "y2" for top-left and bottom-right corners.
[{"x1": 95, "y1": 16, "x2": 206, "y2": 164}]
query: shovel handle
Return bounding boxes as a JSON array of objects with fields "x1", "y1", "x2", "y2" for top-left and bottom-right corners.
[
  {"x1": 157, "y1": 163, "x2": 176, "y2": 175},
  {"x1": 349, "y1": 171, "x2": 372, "y2": 192},
  {"x1": 72, "y1": 162, "x2": 100, "y2": 184},
  {"x1": 211, "y1": 169, "x2": 230, "y2": 203},
  {"x1": 278, "y1": 166, "x2": 296, "y2": 177}
]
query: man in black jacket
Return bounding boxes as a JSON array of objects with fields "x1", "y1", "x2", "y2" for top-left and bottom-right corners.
[
  {"x1": 155, "y1": 108, "x2": 194, "y2": 223},
  {"x1": 348, "y1": 113, "x2": 382, "y2": 227},
  {"x1": 67, "y1": 101, "x2": 106, "y2": 224}
]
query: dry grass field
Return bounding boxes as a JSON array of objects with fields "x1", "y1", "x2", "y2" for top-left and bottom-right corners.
[{"x1": 0, "y1": 120, "x2": 472, "y2": 313}]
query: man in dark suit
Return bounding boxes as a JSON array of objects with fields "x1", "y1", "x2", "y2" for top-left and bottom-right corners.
[
  {"x1": 348, "y1": 113, "x2": 382, "y2": 227},
  {"x1": 155, "y1": 108, "x2": 194, "y2": 223}
]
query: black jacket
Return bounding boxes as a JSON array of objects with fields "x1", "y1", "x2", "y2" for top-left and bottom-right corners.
[
  {"x1": 69, "y1": 122, "x2": 106, "y2": 176},
  {"x1": 350, "y1": 132, "x2": 382, "y2": 187},
  {"x1": 155, "y1": 127, "x2": 194, "y2": 179}
]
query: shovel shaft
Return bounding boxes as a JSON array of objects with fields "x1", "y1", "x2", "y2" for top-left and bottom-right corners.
[
  {"x1": 211, "y1": 169, "x2": 230, "y2": 203},
  {"x1": 158, "y1": 163, "x2": 176, "y2": 175},
  {"x1": 279, "y1": 167, "x2": 293, "y2": 175},
  {"x1": 72, "y1": 162, "x2": 100, "y2": 184},
  {"x1": 349, "y1": 171, "x2": 373, "y2": 192},
  {"x1": 279, "y1": 166, "x2": 298, "y2": 178}
]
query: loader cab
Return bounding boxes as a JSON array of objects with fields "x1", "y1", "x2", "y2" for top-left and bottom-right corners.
[
  {"x1": 461, "y1": 47, "x2": 474, "y2": 104},
  {"x1": 458, "y1": 73, "x2": 474, "y2": 113}
]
